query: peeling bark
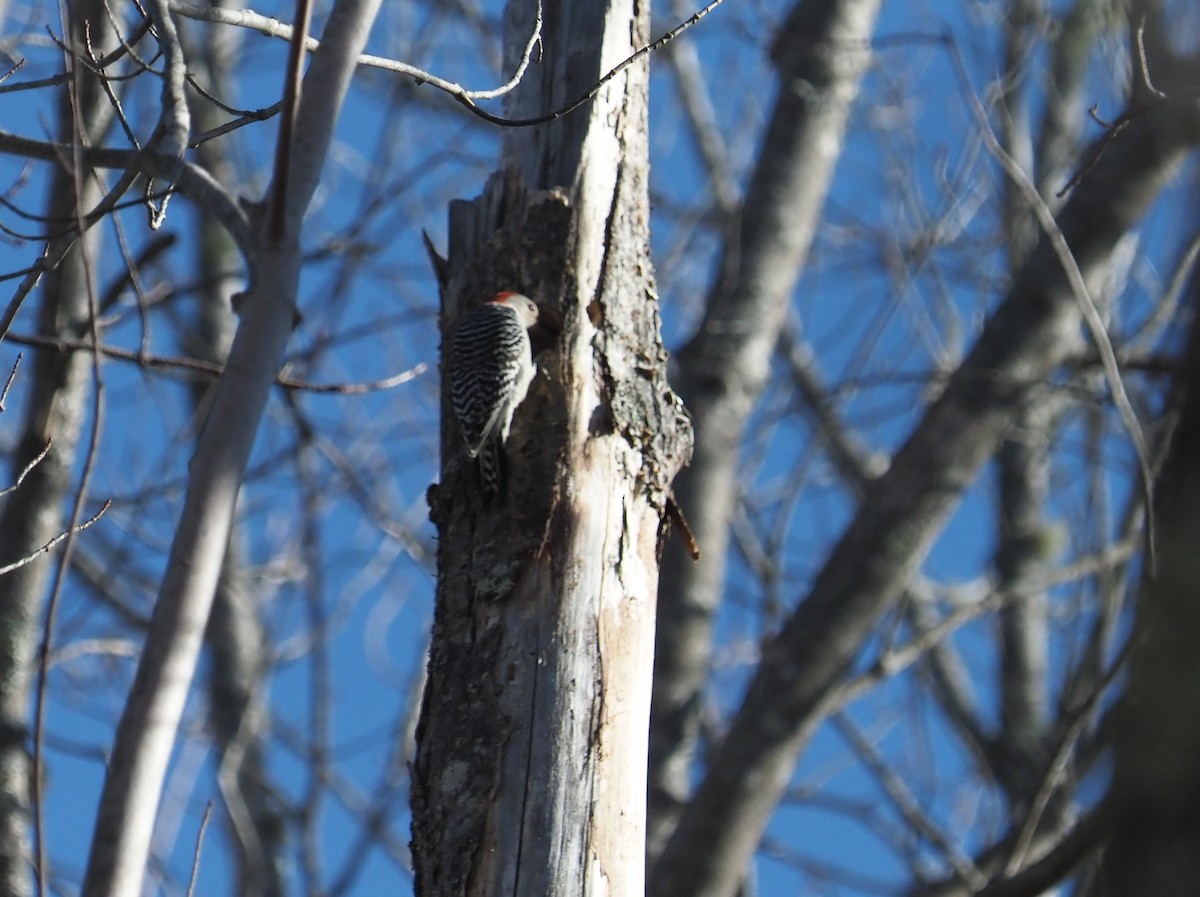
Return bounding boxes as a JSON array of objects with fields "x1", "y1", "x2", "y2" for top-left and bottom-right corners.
[{"x1": 410, "y1": 1, "x2": 691, "y2": 894}]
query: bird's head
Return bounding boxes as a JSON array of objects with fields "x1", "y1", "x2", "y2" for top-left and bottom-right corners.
[{"x1": 490, "y1": 291, "x2": 540, "y2": 328}]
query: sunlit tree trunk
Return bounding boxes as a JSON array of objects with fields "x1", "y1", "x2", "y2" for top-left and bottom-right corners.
[
  {"x1": 184, "y1": 16, "x2": 285, "y2": 897},
  {"x1": 409, "y1": 0, "x2": 691, "y2": 894}
]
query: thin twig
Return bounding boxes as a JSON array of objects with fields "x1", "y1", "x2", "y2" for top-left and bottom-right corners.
[
  {"x1": 171, "y1": 0, "x2": 727, "y2": 128},
  {"x1": 0, "y1": 18, "x2": 151, "y2": 96},
  {"x1": 1, "y1": 329, "x2": 428, "y2": 391},
  {"x1": 42, "y1": 23, "x2": 162, "y2": 84},
  {"x1": 85, "y1": 19, "x2": 141, "y2": 150},
  {"x1": 185, "y1": 803, "x2": 213, "y2": 897},
  {"x1": 1004, "y1": 639, "x2": 1131, "y2": 874},
  {"x1": 833, "y1": 714, "x2": 987, "y2": 890},
  {"x1": 169, "y1": 0, "x2": 540, "y2": 101},
  {"x1": 0, "y1": 126, "x2": 252, "y2": 247},
  {"x1": 826, "y1": 538, "x2": 1137, "y2": 713},
  {"x1": 0, "y1": 437, "x2": 51, "y2": 498},
  {"x1": 1133, "y1": 15, "x2": 1166, "y2": 100},
  {"x1": 667, "y1": 492, "x2": 701, "y2": 560},
  {"x1": 0, "y1": 242, "x2": 55, "y2": 344},
  {"x1": 0, "y1": 58, "x2": 24, "y2": 84},
  {"x1": 99, "y1": 0, "x2": 157, "y2": 74},
  {"x1": 449, "y1": 0, "x2": 729, "y2": 126},
  {"x1": 0, "y1": 351, "x2": 20, "y2": 409},
  {"x1": 278, "y1": 362, "x2": 428, "y2": 393},
  {"x1": 0, "y1": 500, "x2": 111, "y2": 576},
  {"x1": 466, "y1": 0, "x2": 542, "y2": 101},
  {"x1": 943, "y1": 33, "x2": 1158, "y2": 570},
  {"x1": 0, "y1": 178, "x2": 168, "y2": 227},
  {"x1": 190, "y1": 100, "x2": 282, "y2": 147},
  {"x1": 970, "y1": 798, "x2": 1112, "y2": 897},
  {"x1": 1057, "y1": 92, "x2": 1200, "y2": 198},
  {"x1": 97, "y1": 233, "x2": 176, "y2": 315},
  {"x1": 186, "y1": 72, "x2": 273, "y2": 117}
]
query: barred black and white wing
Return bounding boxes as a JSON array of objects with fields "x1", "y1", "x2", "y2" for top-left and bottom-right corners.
[{"x1": 450, "y1": 302, "x2": 528, "y2": 456}]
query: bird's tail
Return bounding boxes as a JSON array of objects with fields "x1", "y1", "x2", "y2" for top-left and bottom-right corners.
[{"x1": 477, "y1": 438, "x2": 505, "y2": 503}]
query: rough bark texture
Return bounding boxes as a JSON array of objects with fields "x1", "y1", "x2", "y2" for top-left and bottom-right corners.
[
  {"x1": 647, "y1": 0, "x2": 882, "y2": 861},
  {"x1": 410, "y1": 0, "x2": 691, "y2": 894},
  {"x1": 648, "y1": 95, "x2": 1200, "y2": 897}
]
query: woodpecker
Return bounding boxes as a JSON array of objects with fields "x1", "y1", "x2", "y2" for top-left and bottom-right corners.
[{"x1": 449, "y1": 291, "x2": 540, "y2": 500}]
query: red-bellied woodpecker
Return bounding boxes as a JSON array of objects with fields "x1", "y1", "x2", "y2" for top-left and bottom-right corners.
[{"x1": 449, "y1": 291, "x2": 540, "y2": 500}]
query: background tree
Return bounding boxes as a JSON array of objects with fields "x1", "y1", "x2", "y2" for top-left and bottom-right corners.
[
  {"x1": 0, "y1": 0, "x2": 1197, "y2": 896},
  {"x1": 1102, "y1": 213, "x2": 1200, "y2": 897}
]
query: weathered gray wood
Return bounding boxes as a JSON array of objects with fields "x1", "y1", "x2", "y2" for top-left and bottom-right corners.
[{"x1": 411, "y1": 0, "x2": 691, "y2": 894}]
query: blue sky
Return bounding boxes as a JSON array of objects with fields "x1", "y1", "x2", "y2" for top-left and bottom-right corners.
[{"x1": 1, "y1": 0, "x2": 1196, "y2": 894}]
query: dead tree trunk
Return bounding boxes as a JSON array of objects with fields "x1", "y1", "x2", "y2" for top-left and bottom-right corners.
[{"x1": 410, "y1": 1, "x2": 691, "y2": 895}]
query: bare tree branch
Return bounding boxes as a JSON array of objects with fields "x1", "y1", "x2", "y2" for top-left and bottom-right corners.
[
  {"x1": 651, "y1": 92, "x2": 1200, "y2": 897},
  {"x1": 649, "y1": 0, "x2": 883, "y2": 865},
  {"x1": 78, "y1": 0, "x2": 384, "y2": 893},
  {"x1": 0, "y1": 501, "x2": 111, "y2": 577}
]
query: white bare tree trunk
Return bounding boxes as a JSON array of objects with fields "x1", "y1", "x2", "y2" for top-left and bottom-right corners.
[{"x1": 79, "y1": 2, "x2": 382, "y2": 895}]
